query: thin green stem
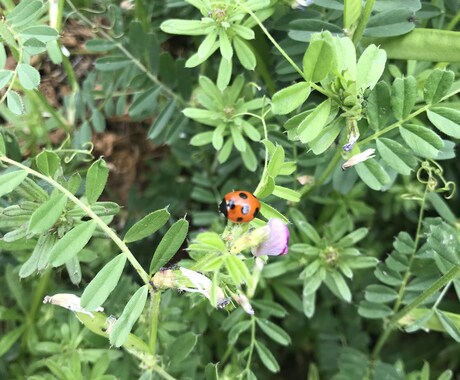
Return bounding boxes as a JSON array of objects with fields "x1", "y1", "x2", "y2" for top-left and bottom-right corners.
[
  {"x1": 446, "y1": 10, "x2": 460, "y2": 31},
  {"x1": 371, "y1": 185, "x2": 428, "y2": 360},
  {"x1": 0, "y1": 156, "x2": 151, "y2": 285},
  {"x1": 149, "y1": 291, "x2": 161, "y2": 355},
  {"x1": 352, "y1": 0, "x2": 376, "y2": 46},
  {"x1": 358, "y1": 87, "x2": 460, "y2": 146},
  {"x1": 152, "y1": 365, "x2": 177, "y2": 380},
  {"x1": 373, "y1": 265, "x2": 460, "y2": 359},
  {"x1": 236, "y1": 0, "x2": 338, "y2": 101},
  {"x1": 391, "y1": 185, "x2": 428, "y2": 313},
  {"x1": 391, "y1": 266, "x2": 460, "y2": 324},
  {"x1": 245, "y1": 315, "x2": 256, "y2": 372}
]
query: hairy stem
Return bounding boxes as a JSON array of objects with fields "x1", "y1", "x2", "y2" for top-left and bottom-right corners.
[
  {"x1": 352, "y1": 0, "x2": 376, "y2": 46},
  {"x1": 245, "y1": 315, "x2": 256, "y2": 372},
  {"x1": 149, "y1": 291, "x2": 161, "y2": 355},
  {"x1": 0, "y1": 155, "x2": 151, "y2": 285}
]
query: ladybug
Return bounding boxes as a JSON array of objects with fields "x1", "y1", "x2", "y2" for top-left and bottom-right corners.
[{"x1": 219, "y1": 191, "x2": 260, "y2": 223}]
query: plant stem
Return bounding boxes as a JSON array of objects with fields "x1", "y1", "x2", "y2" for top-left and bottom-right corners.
[
  {"x1": 352, "y1": 0, "x2": 376, "y2": 46},
  {"x1": 358, "y1": 87, "x2": 460, "y2": 146},
  {"x1": 236, "y1": 0, "x2": 338, "y2": 101},
  {"x1": 0, "y1": 155, "x2": 151, "y2": 285},
  {"x1": 152, "y1": 365, "x2": 177, "y2": 380},
  {"x1": 149, "y1": 291, "x2": 161, "y2": 355},
  {"x1": 245, "y1": 315, "x2": 256, "y2": 372}
]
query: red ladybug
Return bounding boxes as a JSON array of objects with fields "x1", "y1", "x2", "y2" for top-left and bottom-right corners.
[{"x1": 219, "y1": 191, "x2": 260, "y2": 223}]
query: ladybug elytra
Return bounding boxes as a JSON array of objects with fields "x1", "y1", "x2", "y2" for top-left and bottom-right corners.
[{"x1": 219, "y1": 191, "x2": 260, "y2": 223}]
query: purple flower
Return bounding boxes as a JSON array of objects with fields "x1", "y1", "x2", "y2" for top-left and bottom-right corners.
[{"x1": 251, "y1": 219, "x2": 290, "y2": 257}]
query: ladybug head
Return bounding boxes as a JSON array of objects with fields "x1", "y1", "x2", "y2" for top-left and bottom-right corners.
[{"x1": 218, "y1": 199, "x2": 228, "y2": 217}]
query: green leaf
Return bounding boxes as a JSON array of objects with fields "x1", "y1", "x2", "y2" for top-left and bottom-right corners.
[
  {"x1": 95, "y1": 56, "x2": 131, "y2": 71},
  {"x1": 428, "y1": 224, "x2": 460, "y2": 265},
  {"x1": 272, "y1": 185, "x2": 300, "y2": 202},
  {"x1": 267, "y1": 145, "x2": 284, "y2": 178},
  {"x1": 241, "y1": 143, "x2": 257, "y2": 172},
  {"x1": 109, "y1": 285, "x2": 148, "y2": 347},
  {"x1": 259, "y1": 201, "x2": 289, "y2": 223},
  {"x1": 0, "y1": 325, "x2": 26, "y2": 357},
  {"x1": 19, "y1": 234, "x2": 53, "y2": 278},
  {"x1": 327, "y1": 272, "x2": 352, "y2": 302},
  {"x1": 376, "y1": 138, "x2": 416, "y2": 175},
  {"x1": 85, "y1": 39, "x2": 117, "y2": 52},
  {"x1": 400, "y1": 124, "x2": 443, "y2": 158},
  {"x1": 298, "y1": 99, "x2": 331, "y2": 143},
  {"x1": 255, "y1": 341, "x2": 280, "y2": 373},
  {"x1": 358, "y1": 300, "x2": 393, "y2": 319},
  {"x1": 86, "y1": 158, "x2": 109, "y2": 204},
  {"x1": 205, "y1": 363, "x2": 219, "y2": 380},
  {"x1": 427, "y1": 107, "x2": 460, "y2": 139},
  {"x1": 435, "y1": 310, "x2": 460, "y2": 342},
  {"x1": 356, "y1": 44, "x2": 387, "y2": 91},
  {"x1": 147, "y1": 99, "x2": 176, "y2": 140},
  {"x1": 217, "y1": 57, "x2": 232, "y2": 91},
  {"x1": 160, "y1": 19, "x2": 213, "y2": 36},
  {"x1": 256, "y1": 319, "x2": 291, "y2": 346},
  {"x1": 6, "y1": 91, "x2": 24, "y2": 115},
  {"x1": 226, "y1": 255, "x2": 251, "y2": 286},
  {"x1": 344, "y1": 0, "x2": 362, "y2": 29},
  {"x1": 17, "y1": 63, "x2": 40, "y2": 90},
  {"x1": 219, "y1": 29, "x2": 233, "y2": 60},
  {"x1": 81, "y1": 254, "x2": 127, "y2": 311},
  {"x1": 166, "y1": 332, "x2": 198, "y2": 362},
  {"x1": 254, "y1": 175, "x2": 275, "y2": 198},
  {"x1": 230, "y1": 126, "x2": 246, "y2": 152},
  {"x1": 124, "y1": 208, "x2": 170, "y2": 243},
  {"x1": 198, "y1": 29, "x2": 218, "y2": 58},
  {"x1": 0, "y1": 44, "x2": 5, "y2": 69},
  {"x1": 0, "y1": 170, "x2": 28, "y2": 197},
  {"x1": 212, "y1": 125, "x2": 225, "y2": 150},
  {"x1": 355, "y1": 158, "x2": 390, "y2": 191},
  {"x1": 302, "y1": 38, "x2": 335, "y2": 83},
  {"x1": 232, "y1": 24, "x2": 255, "y2": 40},
  {"x1": 365, "y1": 8, "x2": 415, "y2": 37},
  {"x1": 233, "y1": 36, "x2": 256, "y2": 70},
  {"x1": 150, "y1": 219, "x2": 189, "y2": 274},
  {"x1": 309, "y1": 118, "x2": 343, "y2": 155},
  {"x1": 424, "y1": 69, "x2": 454, "y2": 104},
  {"x1": 23, "y1": 38, "x2": 47, "y2": 56},
  {"x1": 366, "y1": 81, "x2": 392, "y2": 130},
  {"x1": 427, "y1": 192, "x2": 457, "y2": 225},
  {"x1": 364, "y1": 284, "x2": 398, "y2": 303},
  {"x1": 0, "y1": 134, "x2": 5, "y2": 156},
  {"x1": 241, "y1": 120, "x2": 261, "y2": 141},
  {"x1": 0, "y1": 69, "x2": 13, "y2": 89},
  {"x1": 21, "y1": 26, "x2": 58, "y2": 43},
  {"x1": 391, "y1": 76, "x2": 417, "y2": 120},
  {"x1": 50, "y1": 221, "x2": 98, "y2": 266},
  {"x1": 6, "y1": 0, "x2": 42, "y2": 27},
  {"x1": 28, "y1": 192, "x2": 67, "y2": 234},
  {"x1": 271, "y1": 82, "x2": 311, "y2": 115},
  {"x1": 36, "y1": 150, "x2": 61, "y2": 177}
]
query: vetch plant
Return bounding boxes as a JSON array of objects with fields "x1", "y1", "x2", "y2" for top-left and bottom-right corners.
[{"x1": 160, "y1": 0, "x2": 274, "y2": 90}]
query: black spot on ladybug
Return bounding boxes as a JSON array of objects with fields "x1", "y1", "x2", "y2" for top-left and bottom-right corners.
[
  {"x1": 239, "y1": 192, "x2": 248, "y2": 199},
  {"x1": 253, "y1": 207, "x2": 259, "y2": 218},
  {"x1": 237, "y1": 217, "x2": 243, "y2": 222},
  {"x1": 241, "y1": 205, "x2": 250, "y2": 215},
  {"x1": 228, "y1": 199, "x2": 236, "y2": 209}
]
